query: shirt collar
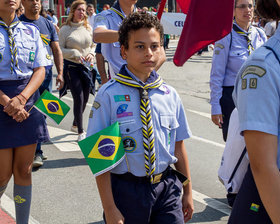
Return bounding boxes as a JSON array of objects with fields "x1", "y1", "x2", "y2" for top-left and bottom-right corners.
[{"x1": 121, "y1": 64, "x2": 162, "y2": 87}]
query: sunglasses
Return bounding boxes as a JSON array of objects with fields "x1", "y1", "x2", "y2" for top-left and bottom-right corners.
[{"x1": 236, "y1": 3, "x2": 253, "y2": 9}]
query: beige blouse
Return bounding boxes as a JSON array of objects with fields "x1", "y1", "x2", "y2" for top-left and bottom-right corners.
[{"x1": 59, "y1": 21, "x2": 95, "y2": 64}]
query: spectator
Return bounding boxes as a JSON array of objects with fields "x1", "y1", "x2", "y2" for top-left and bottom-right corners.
[
  {"x1": 87, "y1": 3, "x2": 96, "y2": 29},
  {"x1": 59, "y1": 0, "x2": 96, "y2": 141},
  {"x1": 47, "y1": 9, "x2": 58, "y2": 25},
  {"x1": 65, "y1": 3, "x2": 71, "y2": 15},
  {"x1": 102, "y1": 4, "x2": 110, "y2": 11}
]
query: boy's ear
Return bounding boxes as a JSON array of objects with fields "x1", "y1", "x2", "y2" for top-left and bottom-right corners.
[{"x1": 120, "y1": 45, "x2": 127, "y2": 60}]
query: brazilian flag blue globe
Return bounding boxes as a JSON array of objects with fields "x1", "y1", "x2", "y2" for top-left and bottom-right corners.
[{"x1": 78, "y1": 122, "x2": 125, "y2": 176}]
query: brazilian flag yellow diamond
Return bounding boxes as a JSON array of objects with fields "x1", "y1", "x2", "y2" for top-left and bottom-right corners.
[
  {"x1": 88, "y1": 135, "x2": 121, "y2": 160},
  {"x1": 42, "y1": 99, "x2": 64, "y2": 116}
]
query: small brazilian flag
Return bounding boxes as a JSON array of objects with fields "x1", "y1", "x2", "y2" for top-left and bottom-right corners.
[
  {"x1": 34, "y1": 90, "x2": 70, "y2": 124},
  {"x1": 250, "y1": 203, "x2": 260, "y2": 212},
  {"x1": 78, "y1": 122, "x2": 125, "y2": 177}
]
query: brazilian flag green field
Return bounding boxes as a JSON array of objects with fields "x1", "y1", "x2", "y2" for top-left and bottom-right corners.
[
  {"x1": 78, "y1": 122, "x2": 125, "y2": 177},
  {"x1": 34, "y1": 90, "x2": 70, "y2": 124}
]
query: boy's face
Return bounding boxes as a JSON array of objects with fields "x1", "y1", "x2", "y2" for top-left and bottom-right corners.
[{"x1": 121, "y1": 28, "x2": 162, "y2": 80}]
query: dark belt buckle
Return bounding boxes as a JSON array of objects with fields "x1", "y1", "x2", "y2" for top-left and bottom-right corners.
[{"x1": 152, "y1": 173, "x2": 162, "y2": 184}]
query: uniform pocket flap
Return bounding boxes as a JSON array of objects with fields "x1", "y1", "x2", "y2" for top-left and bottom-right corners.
[
  {"x1": 119, "y1": 119, "x2": 142, "y2": 134},
  {"x1": 160, "y1": 115, "x2": 179, "y2": 130},
  {"x1": 21, "y1": 40, "x2": 36, "y2": 50}
]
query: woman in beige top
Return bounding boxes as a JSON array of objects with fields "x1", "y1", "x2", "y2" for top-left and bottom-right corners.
[{"x1": 59, "y1": 0, "x2": 95, "y2": 141}]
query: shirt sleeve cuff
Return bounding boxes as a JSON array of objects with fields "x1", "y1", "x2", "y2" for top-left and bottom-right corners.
[{"x1": 211, "y1": 105, "x2": 222, "y2": 115}]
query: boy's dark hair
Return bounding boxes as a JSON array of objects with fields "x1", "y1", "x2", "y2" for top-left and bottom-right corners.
[
  {"x1": 256, "y1": 0, "x2": 280, "y2": 20},
  {"x1": 118, "y1": 12, "x2": 164, "y2": 49}
]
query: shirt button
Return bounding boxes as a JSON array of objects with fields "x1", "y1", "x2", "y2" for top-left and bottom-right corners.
[{"x1": 126, "y1": 128, "x2": 130, "y2": 132}]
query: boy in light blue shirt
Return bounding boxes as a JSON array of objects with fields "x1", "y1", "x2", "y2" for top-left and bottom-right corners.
[{"x1": 87, "y1": 12, "x2": 193, "y2": 224}]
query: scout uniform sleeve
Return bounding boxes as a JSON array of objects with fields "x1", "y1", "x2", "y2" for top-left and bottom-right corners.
[
  {"x1": 210, "y1": 34, "x2": 231, "y2": 115},
  {"x1": 87, "y1": 85, "x2": 112, "y2": 137},
  {"x1": 235, "y1": 52, "x2": 279, "y2": 136},
  {"x1": 175, "y1": 96, "x2": 192, "y2": 141},
  {"x1": 93, "y1": 12, "x2": 110, "y2": 31},
  {"x1": 33, "y1": 28, "x2": 50, "y2": 68}
]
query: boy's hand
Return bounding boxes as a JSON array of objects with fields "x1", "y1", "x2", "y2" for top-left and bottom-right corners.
[
  {"x1": 182, "y1": 192, "x2": 194, "y2": 223},
  {"x1": 104, "y1": 206, "x2": 124, "y2": 224}
]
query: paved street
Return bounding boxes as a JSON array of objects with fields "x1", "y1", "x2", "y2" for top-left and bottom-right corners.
[{"x1": 1, "y1": 40, "x2": 232, "y2": 224}]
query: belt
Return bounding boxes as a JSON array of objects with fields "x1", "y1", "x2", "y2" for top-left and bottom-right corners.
[{"x1": 111, "y1": 167, "x2": 190, "y2": 185}]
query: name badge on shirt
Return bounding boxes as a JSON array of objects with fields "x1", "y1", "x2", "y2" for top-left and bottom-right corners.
[{"x1": 29, "y1": 52, "x2": 35, "y2": 62}]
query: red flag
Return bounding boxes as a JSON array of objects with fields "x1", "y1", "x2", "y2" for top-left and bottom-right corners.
[
  {"x1": 157, "y1": 0, "x2": 167, "y2": 20},
  {"x1": 173, "y1": 0, "x2": 234, "y2": 66},
  {"x1": 176, "y1": 0, "x2": 191, "y2": 14}
]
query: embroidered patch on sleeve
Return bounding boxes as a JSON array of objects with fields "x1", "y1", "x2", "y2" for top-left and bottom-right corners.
[
  {"x1": 241, "y1": 66, "x2": 266, "y2": 79},
  {"x1": 89, "y1": 109, "x2": 94, "y2": 118},
  {"x1": 92, "y1": 101, "x2": 100, "y2": 109},
  {"x1": 249, "y1": 78, "x2": 257, "y2": 89},
  {"x1": 242, "y1": 79, "x2": 247, "y2": 90},
  {"x1": 214, "y1": 50, "x2": 220, "y2": 55},
  {"x1": 215, "y1": 43, "x2": 224, "y2": 49}
]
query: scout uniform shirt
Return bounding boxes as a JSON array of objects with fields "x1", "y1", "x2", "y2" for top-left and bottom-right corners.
[
  {"x1": 210, "y1": 23, "x2": 267, "y2": 115},
  {"x1": 233, "y1": 25, "x2": 280, "y2": 169},
  {"x1": 0, "y1": 18, "x2": 49, "y2": 81},
  {"x1": 87, "y1": 65, "x2": 192, "y2": 176}
]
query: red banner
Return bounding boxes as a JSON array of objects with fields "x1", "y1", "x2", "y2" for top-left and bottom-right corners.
[{"x1": 173, "y1": 0, "x2": 234, "y2": 66}]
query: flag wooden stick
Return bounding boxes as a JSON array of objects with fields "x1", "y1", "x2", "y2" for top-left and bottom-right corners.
[
  {"x1": 157, "y1": 0, "x2": 167, "y2": 20},
  {"x1": 28, "y1": 105, "x2": 34, "y2": 113},
  {"x1": 125, "y1": 154, "x2": 130, "y2": 172}
]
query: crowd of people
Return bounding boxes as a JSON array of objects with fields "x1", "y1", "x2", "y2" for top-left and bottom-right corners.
[{"x1": 0, "y1": 0, "x2": 280, "y2": 223}]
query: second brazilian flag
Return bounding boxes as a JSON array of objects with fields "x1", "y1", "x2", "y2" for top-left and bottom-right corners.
[{"x1": 34, "y1": 90, "x2": 70, "y2": 124}]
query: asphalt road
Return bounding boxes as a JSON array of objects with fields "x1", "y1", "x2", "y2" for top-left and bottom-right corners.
[{"x1": 2, "y1": 40, "x2": 231, "y2": 224}]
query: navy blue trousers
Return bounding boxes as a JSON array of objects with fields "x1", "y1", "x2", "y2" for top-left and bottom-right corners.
[
  {"x1": 107, "y1": 170, "x2": 184, "y2": 224},
  {"x1": 220, "y1": 86, "x2": 235, "y2": 142},
  {"x1": 228, "y1": 167, "x2": 272, "y2": 224}
]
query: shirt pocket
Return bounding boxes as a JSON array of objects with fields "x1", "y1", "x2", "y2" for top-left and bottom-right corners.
[
  {"x1": 229, "y1": 49, "x2": 247, "y2": 57},
  {"x1": 18, "y1": 40, "x2": 37, "y2": 68},
  {"x1": 119, "y1": 119, "x2": 142, "y2": 153},
  {"x1": 160, "y1": 114, "x2": 179, "y2": 150}
]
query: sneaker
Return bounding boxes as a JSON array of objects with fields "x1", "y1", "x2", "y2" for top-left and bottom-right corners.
[
  {"x1": 77, "y1": 131, "x2": 86, "y2": 142},
  {"x1": 42, "y1": 154, "x2": 48, "y2": 160},
  {"x1": 71, "y1": 125, "x2": 78, "y2": 133},
  {"x1": 33, "y1": 154, "x2": 43, "y2": 168}
]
